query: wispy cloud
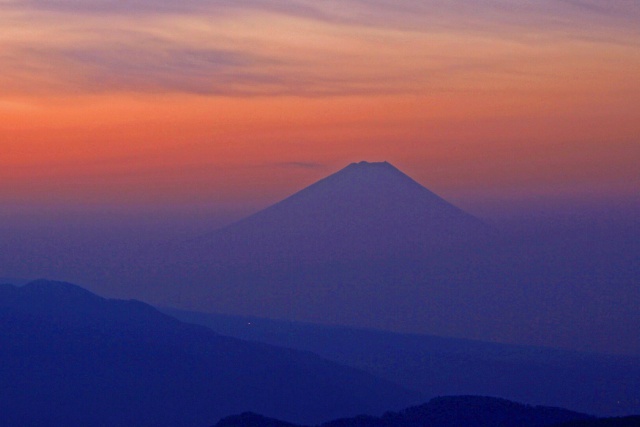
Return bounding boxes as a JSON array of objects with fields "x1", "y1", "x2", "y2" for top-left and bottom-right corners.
[
  {"x1": 272, "y1": 162, "x2": 327, "y2": 170},
  {"x1": 1, "y1": 0, "x2": 639, "y2": 97},
  {"x1": 0, "y1": 12, "x2": 508, "y2": 97},
  {"x1": 56, "y1": 46, "x2": 266, "y2": 95},
  {"x1": 14, "y1": 0, "x2": 640, "y2": 33}
]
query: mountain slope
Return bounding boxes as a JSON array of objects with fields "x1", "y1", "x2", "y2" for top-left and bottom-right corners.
[
  {"x1": 0, "y1": 280, "x2": 421, "y2": 427},
  {"x1": 165, "y1": 308, "x2": 640, "y2": 417}
]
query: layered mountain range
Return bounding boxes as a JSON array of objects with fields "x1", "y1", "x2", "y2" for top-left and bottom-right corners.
[
  {"x1": 0, "y1": 280, "x2": 419, "y2": 427},
  {"x1": 4, "y1": 279, "x2": 638, "y2": 427},
  {"x1": 1, "y1": 161, "x2": 637, "y2": 356},
  {"x1": 168, "y1": 308, "x2": 640, "y2": 417}
]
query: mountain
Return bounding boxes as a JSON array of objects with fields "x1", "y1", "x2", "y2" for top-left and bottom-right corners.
[
  {"x1": 0, "y1": 280, "x2": 421, "y2": 427},
  {"x1": 141, "y1": 161, "x2": 639, "y2": 356},
  {"x1": 165, "y1": 308, "x2": 640, "y2": 417},
  {"x1": 212, "y1": 396, "x2": 593, "y2": 427},
  {"x1": 193, "y1": 161, "x2": 489, "y2": 264},
  {"x1": 148, "y1": 161, "x2": 497, "y2": 332}
]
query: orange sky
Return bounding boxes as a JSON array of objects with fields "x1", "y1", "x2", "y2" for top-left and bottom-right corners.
[{"x1": 1, "y1": 1, "x2": 639, "y2": 213}]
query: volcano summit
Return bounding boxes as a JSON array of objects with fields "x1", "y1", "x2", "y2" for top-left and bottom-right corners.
[{"x1": 193, "y1": 161, "x2": 490, "y2": 264}]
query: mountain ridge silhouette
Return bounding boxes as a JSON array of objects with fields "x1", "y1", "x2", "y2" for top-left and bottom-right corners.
[{"x1": 0, "y1": 279, "x2": 421, "y2": 426}]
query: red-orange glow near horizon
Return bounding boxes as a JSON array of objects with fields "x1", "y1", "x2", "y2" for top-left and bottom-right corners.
[{"x1": 1, "y1": 3, "x2": 639, "y2": 209}]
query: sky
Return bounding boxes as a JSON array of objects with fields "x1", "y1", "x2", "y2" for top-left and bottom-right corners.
[{"x1": 1, "y1": 0, "x2": 639, "y2": 218}]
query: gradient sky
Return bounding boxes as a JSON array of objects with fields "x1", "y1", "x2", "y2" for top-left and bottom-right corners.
[{"x1": 2, "y1": 0, "x2": 639, "y2": 216}]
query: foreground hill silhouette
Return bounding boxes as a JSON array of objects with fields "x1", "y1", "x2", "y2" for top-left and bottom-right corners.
[
  {"x1": 213, "y1": 396, "x2": 593, "y2": 427},
  {"x1": 167, "y1": 309, "x2": 640, "y2": 417},
  {"x1": 0, "y1": 280, "x2": 420, "y2": 427}
]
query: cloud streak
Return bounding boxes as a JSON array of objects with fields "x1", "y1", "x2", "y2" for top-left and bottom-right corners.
[
  {"x1": 15, "y1": 0, "x2": 640, "y2": 34},
  {"x1": 272, "y1": 162, "x2": 326, "y2": 170},
  {"x1": 1, "y1": 0, "x2": 639, "y2": 98}
]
